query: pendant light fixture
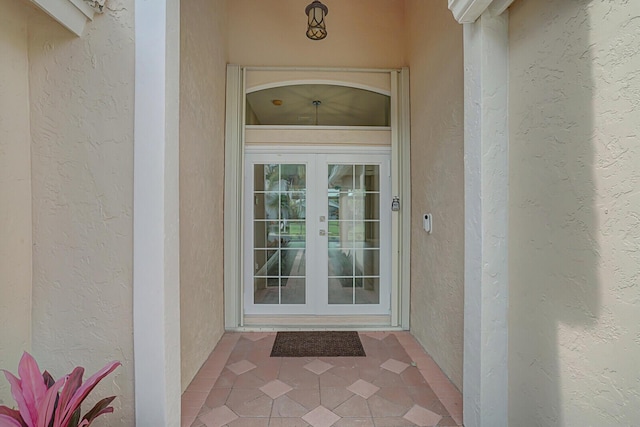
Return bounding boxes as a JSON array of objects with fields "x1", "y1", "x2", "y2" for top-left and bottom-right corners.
[
  {"x1": 312, "y1": 100, "x2": 321, "y2": 125},
  {"x1": 305, "y1": 0, "x2": 328, "y2": 41}
]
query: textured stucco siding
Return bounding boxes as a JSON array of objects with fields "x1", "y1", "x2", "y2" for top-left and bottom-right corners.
[
  {"x1": 0, "y1": 0, "x2": 33, "y2": 406},
  {"x1": 28, "y1": 2, "x2": 135, "y2": 425},
  {"x1": 509, "y1": 0, "x2": 640, "y2": 425},
  {"x1": 180, "y1": 0, "x2": 228, "y2": 392},
  {"x1": 228, "y1": 0, "x2": 406, "y2": 68},
  {"x1": 406, "y1": 0, "x2": 465, "y2": 391}
]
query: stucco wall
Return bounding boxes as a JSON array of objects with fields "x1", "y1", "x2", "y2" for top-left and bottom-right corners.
[
  {"x1": 28, "y1": 3, "x2": 135, "y2": 425},
  {"x1": 0, "y1": 0, "x2": 33, "y2": 406},
  {"x1": 228, "y1": 0, "x2": 406, "y2": 68},
  {"x1": 509, "y1": 0, "x2": 640, "y2": 424},
  {"x1": 406, "y1": 0, "x2": 465, "y2": 391},
  {"x1": 180, "y1": 0, "x2": 228, "y2": 391}
]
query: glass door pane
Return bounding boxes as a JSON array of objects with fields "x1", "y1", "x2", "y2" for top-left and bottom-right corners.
[
  {"x1": 327, "y1": 164, "x2": 381, "y2": 305},
  {"x1": 253, "y1": 163, "x2": 306, "y2": 305}
]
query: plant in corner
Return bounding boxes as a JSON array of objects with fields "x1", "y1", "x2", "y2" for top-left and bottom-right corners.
[{"x1": 0, "y1": 352, "x2": 120, "y2": 427}]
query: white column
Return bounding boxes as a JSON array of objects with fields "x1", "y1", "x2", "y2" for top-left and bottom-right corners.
[
  {"x1": 463, "y1": 9, "x2": 509, "y2": 427},
  {"x1": 133, "y1": 0, "x2": 181, "y2": 425}
]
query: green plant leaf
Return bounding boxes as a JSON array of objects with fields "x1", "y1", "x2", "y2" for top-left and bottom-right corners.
[
  {"x1": 81, "y1": 396, "x2": 115, "y2": 425},
  {"x1": 66, "y1": 407, "x2": 80, "y2": 427}
]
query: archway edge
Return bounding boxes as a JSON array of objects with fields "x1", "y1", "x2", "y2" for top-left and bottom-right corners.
[{"x1": 246, "y1": 80, "x2": 391, "y2": 97}]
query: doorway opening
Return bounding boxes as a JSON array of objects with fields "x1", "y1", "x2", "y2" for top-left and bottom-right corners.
[{"x1": 224, "y1": 67, "x2": 411, "y2": 329}]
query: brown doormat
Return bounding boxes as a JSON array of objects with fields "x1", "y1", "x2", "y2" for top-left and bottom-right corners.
[{"x1": 270, "y1": 331, "x2": 366, "y2": 357}]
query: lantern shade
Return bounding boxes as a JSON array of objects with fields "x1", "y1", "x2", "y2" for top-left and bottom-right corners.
[{"x1": 305, "y1": 0, "x2": 328, "y2": 40}]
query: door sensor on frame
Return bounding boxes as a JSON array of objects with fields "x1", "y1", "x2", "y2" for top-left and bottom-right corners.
[{"x1": 423, "y1": 213, "x2": 433, "y2": 234}]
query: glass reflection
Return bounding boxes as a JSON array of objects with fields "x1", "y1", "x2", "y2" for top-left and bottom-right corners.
[
  {"x1": 327, "y1": 163, "x2": 382, "y2": 306},
  {"x1": 253, "y1": 163, "x2": 306, "y2": 305}
]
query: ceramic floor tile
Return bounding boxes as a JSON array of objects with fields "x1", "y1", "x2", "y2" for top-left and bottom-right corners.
[
  {"x1": 271, "y1": 394, "x2": 310, "y2": 417},
  {"x1": 374, "y1": 387, "x2": 414, "y2": 408},
  {"x1": 227, "y1": 359, "x2": 257, "y2": 375},
  {"x1": 251, "y1": 358, "x2": 282, "y2": 381},
  {"x1": 226, "y1": 388, "x2": 273, "y2": 417},
  {"x1": 333, "y1": 395, "x2": 372, "y2": 418},
  {"x1": 430, "y1": 380, "x2": 461, "y2": 400},
  {"x1": 438, "y1": 397, "x2": 462, "y2": 425},
  {"x1": 400, "y1": 368, "x2": 428, "y2": 386},
  {"x1": 347, "y1": 379, "x2": 380, "y2": 399},
  {"x1": 305, "y1": 359, "x2": 335, "y2": 375},
  {"x1": 213, "y1": 370, "x2": 236, "y2": 388},
  {"x1": 302, "y1": 405, "x2": 341, "y2": 427},
  {"x1": 260, "y1": 379, "x2": 294, "y2": 399},
  {"x1": 182, "y1": 391, "x2": 208, "y2": 409},
  {"x1": 287, "y1": 387, "x2": 322, "y2": 410},
  {"x1": 406, "y1": 386, "x2": 438, "y2": 407},
  {"x1": 182, "y1": 332, "x2": 462, "y2": 425},
  {"x1": 186, "y1": 376, "x2": 217, "y2": 393},
  {"x1": 362, "y1": 332, "x2": 391, "y2": 341},
  {"x1": 380, "y1": 359, "x2": 410, "y2": 375},
  {"x1": 198, "y1": 405, "x2": 238, "y2": 427},
  {"x1": 280, "y1": 365, "x2": 323, "y2": 389},
  {"x1": 320, "y1": 387, "x2": 355, "y2": 410},
  {"x1": 371, "y1": 417, "x2": 415, "y2": 427},
  {"x1": 243, "y1": 332, "x2": 273, "y2": 341},
  {"x1": 334, "y1": 418, "x2": 375, "y2": 427},
  {"x1": 234, "y1": 371, "x2": 268, "y2": 388},
  {"x1": 269, "y1": 418, "x2": 311, "y2": 427},
  {"x1": 436, "y1": 416, "x2": 459, "y2": 426},
  {"x1": 330, "y1": 365, "x2": 362, "y2": 383},
  {"x1": 372, "y1": 370, "x2": 406, "y2": 388},
  {"x1": 403, "y1": 405, "x2": 442, "y2": 427},
  {"x1": 367, "y1": 394, "x2": 411, "y2": 418},
  {"x1": 421, "y1": 399, "x2": 450, "y2": 418},
  {"x1": 205, "y1": 387, "x2": 231, "y2": 408},
  {"x1": 227, "y1": 418, "x2": 270, "y2": 426},
  {"x1": 181, "y1": 405, "x2": 200, "y2": 419}
]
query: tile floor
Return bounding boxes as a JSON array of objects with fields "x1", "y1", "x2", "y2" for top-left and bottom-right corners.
[{"x1": 181, "y1": 332, "x2": 463, "y2": 427}]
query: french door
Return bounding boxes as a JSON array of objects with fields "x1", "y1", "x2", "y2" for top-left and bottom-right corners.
[{"x1": 244, "y1": 151, "x2": 391, "y2": 316}]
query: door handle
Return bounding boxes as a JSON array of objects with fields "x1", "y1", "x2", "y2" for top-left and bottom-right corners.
[{"x1": 319, "y1": 230, "x2": 326, "y2": 236}]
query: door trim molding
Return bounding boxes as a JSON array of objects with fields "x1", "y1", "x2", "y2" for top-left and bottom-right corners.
[
  {"x1": 224, "y1": 65, "x2": 245, "y2": 329},
  {"x1": 245, "y1": 145, "x2": 392, "y2": 155},
  {"x1": 224, "y1": 66, "x2": 411, "y2": 330}
]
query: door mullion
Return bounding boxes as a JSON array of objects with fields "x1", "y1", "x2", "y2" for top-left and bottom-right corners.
[{"x1": 313, "y1": 153, "x2": 328, "y2": 314}]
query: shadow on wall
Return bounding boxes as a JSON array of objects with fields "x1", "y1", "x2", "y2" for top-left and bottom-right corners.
[{"x1": 509, "y1": 0, "x2": 600, "y2": 425}]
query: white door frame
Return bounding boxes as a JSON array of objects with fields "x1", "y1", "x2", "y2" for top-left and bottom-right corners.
[
  {"x1": 132, "y1": 1, "x2": 513, "y2": 425},
  {"x1": 224, "y1": 67, "x2": 411, "y2": 329}
]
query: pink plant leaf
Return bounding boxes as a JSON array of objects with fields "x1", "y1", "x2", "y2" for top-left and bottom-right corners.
[
  {"x1": 54, "y1": 367, "x2": 83, "y2": 424},
  {"x1": 35, "y1": 376, "x2": 66, "y2": 427},
  {"x1": 17, "y1": 353, "x2": 46, "y2": 425},
  {"x1": 2, "y1": 371, "x2": 33, "y2": 427},
  {"x1": 0, "y1": 414, "x2": 23, "y2": 427},
  {"x1": 59, "y1": 361, "x2": 120, "y2": 426},
  {"x1": 0, "y1": 406, "x2": 25, "y2": 427}
]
